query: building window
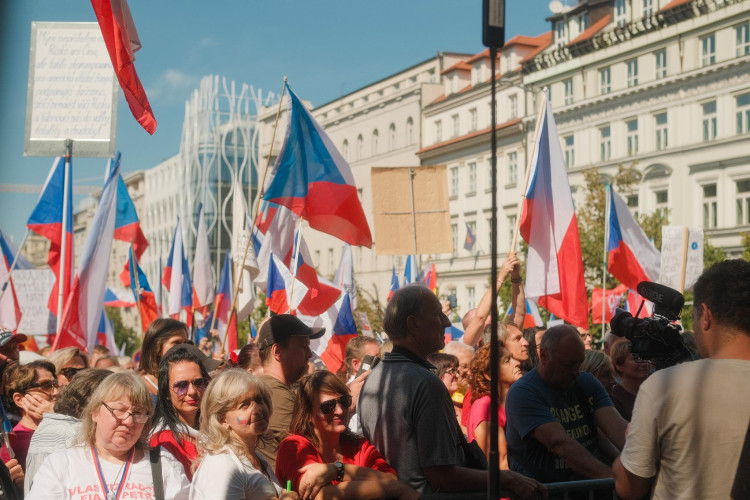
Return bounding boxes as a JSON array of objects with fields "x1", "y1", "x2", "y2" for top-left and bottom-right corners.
[
  {"x1": 452, "y1": 114, "x2": 460, "y2": 138},
  {"x1": 555, "y1": 21, "x2": 567, "y2": 46},
  {"x1": 508, "y1": 152, "x2": 518, "y2": 185},
  {"x1": 564, "y1": 79, "x2": 574, "y2": 105},
  {"x1": 701, "y1": 34, "x2": 716, "y2": 66},
  {"x1": 406, "y1": 117, "x2": 414, "y2": 145},
  {"x1": 615, "y1": 0, "x2": 627, "y2": 25},
  {"x1": 435, "y1": 120, "x2": 443, "y2": 143},
  {"x1": 356, "y1": 135, "x2": 363, "y2": 160},
  {"x1": 342, "y1": 139, "x2": 349, "y2": 160},
  {"x1": 564, "y1": 135, "x2": 575, "y2": 168},
  {"x1": 371, "y1": 129, "x2": 379, "y2": 155},
  {"x1": 507, "y1": 215, "x2": 517, "y2": 251},
  {"x1": 389, "y1": 123, "x2": 396, "y2": 151},
  {"x1": 737, "y1": 22, "x2": 750, "y2": 56},
  {"x1": 655, "y1": 49, "x2": 667, "y2": 79},
  {"x1": 451, "y1": 223, "x2": 458, "y2": 256},
  {"x1": 450, "y1": 166, "x2": 459, "y2": 198},
  {"x1": 600, "y1": 126, "x2": 611, "y2": 161},
  {"x1": 600, "y1": 67, "x2": 611, "y2": 95},
  {"x1": 655, "y1": 112, "x2": 668, "y2": 150},
  {"x1": 578, "y1": 13, "x2": 589, "y2": 33},
  {"x1": 702, "y1": 184, "x2": 718, "y2": 228},
  {"x1": 626, "y1": 58, "x2": 639, "y2": 87},
  {"x1": 468, "y1": 162, "x2": 477, "y2": 194},
  {"x1": 467, "y1": 286, "x2": 476, "y2": 310},
  {"x1": 737, "y1": 180, "x2": 750, "y2": 225},
  {"x1": 509, "y1": 95, "x2": 518, "y2": 119},
  {"x1": 469, "y1": 108, "x2": 478, "y2": 132},
  {"x1": 642, "y1": 0, "x2": 654, "y2": 17},
  {"x1": 702, "y1": 101, "x2": 717, "y2": 141},
  {"x1": 736, "y1": 93, "x2": 750, "y2": 134},
  {"x1": 655, "y1": 189, "x2": 668, "y2": 212},
  {"x1": 627, "y1": 119, "x2": 639, "y2": 156},
  {"x1": 627, "y1": 194, "x2": 639, "y2": 218}
]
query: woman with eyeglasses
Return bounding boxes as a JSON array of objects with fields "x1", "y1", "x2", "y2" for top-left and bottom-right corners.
[
  {"x1": 150, "y1": 345, "x2": 212, "y2": 480},
  {"x1": 276, "y1": 371, "x2": 418, "y2": 500},
  {"x1": 1, "y1": 360, "x2": 59, "y2": 471},
  {"x1": 27, "y1": 371, "x2": 189, "y2": 500},
  {"x1": 48, "y1": 347, "x2": 89, "y2": 387},
  {"x1": 190, "y1": 369, "x2": 296, "y2": 500}
]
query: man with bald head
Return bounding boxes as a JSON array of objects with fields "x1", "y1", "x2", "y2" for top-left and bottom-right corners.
[{"x1": 505, "y1": 325, "x2": 627, "y2": 482}]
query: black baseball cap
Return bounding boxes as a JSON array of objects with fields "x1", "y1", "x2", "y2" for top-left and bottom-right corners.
[{"x1": 257, "y1": 315, "x2": 325, "y2": 350}]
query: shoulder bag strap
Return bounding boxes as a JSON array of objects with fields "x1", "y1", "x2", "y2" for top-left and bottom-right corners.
[{"x1": 150, "y1": 445, "x2": 165, "y2": 500}]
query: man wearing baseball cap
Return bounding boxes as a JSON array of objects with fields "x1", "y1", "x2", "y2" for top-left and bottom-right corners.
[
  {"x1": 0, "y1": 329, "x2": 26, "y2": 378},
  {"x1": 255, "y1": 314, "x2": 324, "y2": 469}
]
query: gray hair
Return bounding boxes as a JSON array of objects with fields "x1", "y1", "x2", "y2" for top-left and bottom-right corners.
[
  {"x1": 383, "y1": 284, "x2": 432, "y2": 340},
  {"x1": 443, "y1": 340, "x2": 474, "y2": 357},
  {"x1": 539, "y1": 324, "x2": 580, "y2": 353}
]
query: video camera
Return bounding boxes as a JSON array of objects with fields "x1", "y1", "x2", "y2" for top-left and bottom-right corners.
[{"x1": 610, "y1": 281, "x2": 693, "y2": 370}]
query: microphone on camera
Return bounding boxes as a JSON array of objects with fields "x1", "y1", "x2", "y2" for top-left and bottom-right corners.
[{"x1": 636, "y1": 281, "x2": 685, "y2": 321}]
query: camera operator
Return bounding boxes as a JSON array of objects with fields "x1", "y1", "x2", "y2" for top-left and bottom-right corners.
[{"x1": 613, "y1": 259, "x2": 750, "y2": 499}]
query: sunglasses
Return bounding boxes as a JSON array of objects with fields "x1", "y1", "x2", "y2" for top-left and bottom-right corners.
[
  {"x1": 319, "y1": 394, "x2": 352, "y2": 415},
  {"x1": 60, "y1": 367, "x2": 82, "y2": 380},
  {"x1": 29, "y1": 380, "x2": 59, "y2": 393},
  {"x1": 102, "y1": 402, "x2": 150, "y2": 424},
  {"x1": 170, "y1": 377, "x2": 208, "y2": 396}
]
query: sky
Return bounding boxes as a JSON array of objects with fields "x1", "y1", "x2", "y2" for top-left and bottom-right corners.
[{"x1": 0, "y1": 1, "x2": 554, "y2": 245}]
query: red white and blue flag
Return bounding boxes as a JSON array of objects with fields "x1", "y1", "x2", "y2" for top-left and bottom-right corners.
[
  {"x1": 162, "y1": 219, "x2": 192, "y2": 319},
  {"x1": 263, "y1": 82, "x2": 372, "y2": 248},
  {"x1": 54, "y1": 158, "x2": 120, "y2": 353},
  {"x1": 520, "y1": 91, "x2": 588, "y2": 329},
  {"x1": 192, "y1": 203, "x2": 215, "y2": 311},
  {"x1": 334, "y1": 244, "x2": 357, "y2": 311},
  {"x1": 319, "y1": 294, "x2": 358, "y2": 373},
  {"x1": 401, "y1": 255, "x2": 417, "y2": 287},
  {"x1": 213, "y1": 250, "x2": 233, "y2": 342},
  {"x1": 266, "y1": 254, "x2": 307, "y2": 315},
  {"x1": 607, "y1": 185, "x2": 660, "y2": 291},
  {"x1": 103, "y1": 288, "x2": 135, "y2": 308},
  {"x1": 128, "y1": 248, "x2": 158, "y2": 332},
  {"x1": 27, "y1": 157, "x2": 74, "y2": 318},
  {"x1": 292, "y1": 228, "x2": 341, "y2": 316},
  {"x1": 96, "y1": 309, "x2": 118, "y2": 353},
  {"x1": 387, "y1": 267, "x2": 399, "y2": 302},
  {"x1": 509, "y1": 299, "x2": 545, "y2": 329}
]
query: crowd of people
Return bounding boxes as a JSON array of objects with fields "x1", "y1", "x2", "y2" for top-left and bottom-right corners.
[{"x1": 0, "y1": 257, "x2": 747, "y2": 499}]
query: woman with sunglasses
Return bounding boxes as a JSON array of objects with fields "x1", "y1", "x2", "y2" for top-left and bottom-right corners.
[
  {"x1": 150, "y1": 345, "x2": 212, "y2": 480},
  {"x1": 48, "y1": 347, "x2": 89, "y2": 387},
  {"x1": 276, "y1": 371, "x2": 418, "y2": 500},
  {"x1": 27, "y1": 371, "x2": 189, "y2": 500},
  {"x1": 1, "y1": 361, "x2": 59, "y2": 471},
  {"x1": 191, "y1": 369, "x2": 296, "y2": 500}
]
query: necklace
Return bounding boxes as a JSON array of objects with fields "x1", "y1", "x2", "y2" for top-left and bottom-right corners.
[{"x1": 91, "y1": 445, "x2": 135, "y2": 500}]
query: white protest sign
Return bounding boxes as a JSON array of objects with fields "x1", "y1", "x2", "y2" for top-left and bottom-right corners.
[
  {"x1": 14, "y1": 269, "x2": 56, "y2": 334},
  {"x1": 25, "y1": 22, "x2": 117, "y2": 157},
  {"x1": 659, "y1": 226, "x2": 703, "y2": 291}
]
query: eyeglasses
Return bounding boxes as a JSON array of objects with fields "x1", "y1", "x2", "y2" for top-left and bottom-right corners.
[
  {"x1": 101, "y1": 402, "x2": 150, "y2": 424},
  {"x1": 444, "y1": 368, "x2": 458, "y2": 376},
  {"x1": 60, "y1": 367, "x2": 82, "y2": 380},
  {"x1": 319, "y1": 394, "x2": 352, "y2": 415},
  {"x1": 170, "y1": 377, "x2": 208, "y2": 396},
  {"x1": 29, "y1": 380, "x2": 59, "y2": 393}
]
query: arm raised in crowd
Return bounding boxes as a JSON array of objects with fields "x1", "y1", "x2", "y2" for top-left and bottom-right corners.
[{"x1": 531, "y1": 421, "x2": 613, "y2": 479}]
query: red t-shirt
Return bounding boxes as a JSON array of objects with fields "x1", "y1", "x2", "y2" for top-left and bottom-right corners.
[
  {"x1": 466, "y1": 395, "x2": 506, "y2": 443},
  {"x1": 275, "y1": 434, "x2": 396, "y2": 490},
  {"x1": 149, "y1": 429, "x2": 199, "y2": 480}
]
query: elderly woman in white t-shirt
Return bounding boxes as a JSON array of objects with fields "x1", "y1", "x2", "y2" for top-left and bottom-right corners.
[
  {"x1": 190, "y1": 369, "x2": 297, "y2": 500},
  {"x1": 27, "y1": 371, "x2": 189, "y2": 500}
]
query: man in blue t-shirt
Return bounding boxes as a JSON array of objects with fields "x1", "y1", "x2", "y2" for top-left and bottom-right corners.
[{"x1": 506, "y1": 325, "x2": 627, "y2": 482}]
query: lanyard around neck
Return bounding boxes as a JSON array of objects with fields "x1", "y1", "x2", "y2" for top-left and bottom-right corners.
[{"x1": 91, "y1": 445, "x2": 135, "y2": 500}]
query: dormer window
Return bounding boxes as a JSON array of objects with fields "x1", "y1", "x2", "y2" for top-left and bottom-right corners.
[{"x1": 555, "y1": 21, "x2": 567, "y2": 46}]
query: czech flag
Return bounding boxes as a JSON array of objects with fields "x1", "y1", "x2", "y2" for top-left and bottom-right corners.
[
  {"x1": 128, "y1": 248, "x2": 158, "y2": 332},
  {"x1": 319, "y1": 294, "x2": 358, "y2": 373},
  {"x1": 520, "y1": 91, "x2": 588, "y2": 329},
  {"x1": 103, "y1": 288, "x2": 135, "y2": 308},
  {"x1": 266, "y1": 254, "x2": 307, "y2": 315},
  {"x1": 251, "y1": 202, "x2": 295, "y2": 293},
  {"x1": 96, "y1": 309, "x2": 118, "y2": 353},
  {"x1": 214, "y1": 250, "x2": 233, "y2": 343},
  {"x1": 0, "y1": 231, "x2": 23, "y2": 332},
  {"x1": 401, "y1": 255, "x2": 417, "y2": 287},
  {"x1": 54, "y1": 157, "x2": 120, "y2": 353},
  {"x1": 162, "y1": 219, "x2": 192, "y2": 319},
  {"x1": 192, "y1": 203, "x2": 215, "y2": 311},
  {"x1": 387, "y1": 267, "x2": 399, "y2": 302},
  {"x1": 607, "y1": 185, "x2": 661, "y2": 291},
  {"x1": 91, "y1": 0, "x2": 156, "y2": 134},
  {"x1": 292, "y1": 228, "x2": 341, "y2": 316},
  {"x1": 27, "y1": 157, "x2": 74, "y2": 319},
  {"x1": 509, "y1": 299, "x2": 545, "y2": 329},
  {"x1": 263, "y1": 82, "x2": 372, "y2": 248}
]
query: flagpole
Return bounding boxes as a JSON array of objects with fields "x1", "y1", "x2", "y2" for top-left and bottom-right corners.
[
  {"x1": 130, "y1": 244, "x2": 144, "y2": 333},
  {"x1": 510, "y1": 89, "x2": 547, "y2": 253},
  {"x1": 57, "y1": 139, "x2": 73, "y2": 334},
  {"x1": 0, "y1": 229, "x2": 30, "y2": 302},
  {"x1": 408, "y1": 167, "x2": 420, "y2": 269},
  {"x1": 288, "y1": 219, "x2": 303, "y2": 314},
  {"x1": 602, "y1": 183, "x2": 611, "y2": 334}
]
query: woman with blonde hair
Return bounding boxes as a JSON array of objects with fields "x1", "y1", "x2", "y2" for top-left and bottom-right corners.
[
  {"x1": 27, "y1": 372, "x2": 189, "y2": 499},
  {"x1": 190, "y1": 369, "x2": 296, "y2": 500},
  {"x1": 580, "y1": 349, "x2": 617, "y2": 396},
  {"x1": 47, "y1": 347, "x2": 89, "y2": 387},
  {"x1": 610, "y1": 340, "x2": 651, "y2": 421}
]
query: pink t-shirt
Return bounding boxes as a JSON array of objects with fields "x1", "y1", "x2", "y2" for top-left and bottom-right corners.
[
  {"x1": 466, "y1": 395, "x2": 506, "y2": 442},
  {"x1": 1, "y1": 423, "x2": 34, "y2": 471}
]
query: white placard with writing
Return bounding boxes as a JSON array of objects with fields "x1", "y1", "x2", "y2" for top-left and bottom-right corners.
[
  {"x1": 659, "y1": 226, "x2": 703, "y2": 291},
  {"x1": 14, "y1": 269, "x2": 56, "y2": 334},
  {"x1": 25, "y1": 22, "x2": 117, "y2": 157}
]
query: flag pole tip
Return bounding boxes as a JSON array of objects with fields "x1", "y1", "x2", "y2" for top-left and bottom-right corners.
[{"x1": 283, "y1": 76, "x2": 288, "y2": 83}]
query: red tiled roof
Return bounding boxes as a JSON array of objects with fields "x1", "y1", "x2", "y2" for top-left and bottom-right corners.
[
  {"x1": 521, "y1": 32, "x2": 553, "y2": 63},
  {"x1": 661, "y1": 0, "x2": 692, "y2": 10},
  {"x1": 569, "y1": 14, "x2": 611, "y2": 45},
  {"x1": 505, "y1": 33, "x2": 550, "y2": 48},
  {"x1": 466, "y1": 49, "x2": 492, "y2": 64},
  {"x1": 440, "y1": 61, "x2": 472, "y2": 75},
  {"x1": 416, "y1": 119, "x2": 522, "y2": 154}
]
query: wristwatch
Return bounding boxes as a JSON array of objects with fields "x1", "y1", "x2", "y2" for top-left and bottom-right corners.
[{"x1": 334, "y1": 461, "x2": 345, "y2": 482}]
